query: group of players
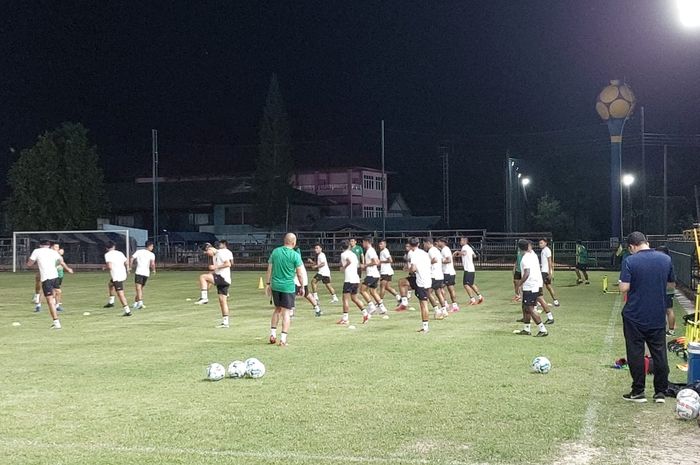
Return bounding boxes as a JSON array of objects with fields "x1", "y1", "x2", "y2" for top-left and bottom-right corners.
[{"x1": 26, "y1": 234, "x2": 561, "y2": 341}]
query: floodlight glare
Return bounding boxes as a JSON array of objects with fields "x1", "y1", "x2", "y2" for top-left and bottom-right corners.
[
  {"x1": 621, "y1": 174, "x2": 635, "y2": 187},
  {"x1": 521, "y1": 177, "x2": 531, "y2": 187},
  {"x1": 677, "y1": 0, "x2": 700, "y2": 28}
]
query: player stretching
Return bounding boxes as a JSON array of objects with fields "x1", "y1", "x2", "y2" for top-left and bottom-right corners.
[
  {"x1": 378, "y1": 239, "x2": 398, "y2": 304},
  {"x1": 195, "y1": 242, "x2": 233, "y2": 328},
  {"x1": 407, "y1": 237, "x2": 432, "y2": 333},
  {"x1": 424, "y1": 238, "x2": 448, "y2": 319},
  {"x1": 575, "y1": 240, "x2": 590, "y2": 284},
  {"x1": 131, "y1": 241, "x2": 156, "y2": 310},
  {"x1": 293, "y1": 247, "x2": 322, "y2": 317},
  {"x1": 103, "y1": 241, "x2": 132, "y2": 317},
  {"x1": 436, "y1": 238, "x2": 459, "y2": 312},
  {"x1": 538, "y1": 239, "x2": 560, "y2": 306},
  {"x1": 337, "y1": 239, "x2": 369, "y2": 325},
  {"x1": 309, "y1": 244, "x2": 338, "y2": 303},
  {"x1": 51, "y1": 243, "x2": 66, "y2": 312},
  {"x1": 513, "y1": 239, "x2": 549, "y2": 337},
  {"x1": 455, "y1": 237, "x2": 483, "y2": 305},
  {"x1": 26, "y1": 240, "x2": 73, "y2": 329},
  {"x1": 394, "y1": 243, "x2": 414, "y2": 311},
  {"x1": 359, "y1": 236, "x2": 387, "y2": 316},
  {"x1": 265, "y1": 233, "x2": 305, "y2": 346}
]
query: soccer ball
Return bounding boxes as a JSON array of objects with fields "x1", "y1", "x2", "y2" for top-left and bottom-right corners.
[
  {"x1": 227, "y1": 360, "x2": 247, "y2": 379},
  {"x1": 245, "y1": 358, "x2": 266, "y2": 379},
  {"x1": 676, "y1": 397, "x2": 700, "y2": 420},
  {"x1": 206, "y1": 363, "x2": 226, "y2": 381},
  {"x1": 531, "y1": 356, "x2": 551, "y2": 374},
  {"x1": 676, "y1": 388, "x2": 700, "y2": 403}
]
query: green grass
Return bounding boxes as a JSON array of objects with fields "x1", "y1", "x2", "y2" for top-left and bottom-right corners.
[{"x1": 0, "y1": 270, "x2": 694, "y2": 465}]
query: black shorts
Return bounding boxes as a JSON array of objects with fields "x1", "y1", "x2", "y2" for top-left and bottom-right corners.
[
  {"x1": 110, "y1": 280, "x2": 125, "y2": 292},
  {"x1": 295, "y1": 285, "x2": 309, "y2": 296},
  {"x1": 54, "y1": 277, "x2": 63, "y2": 289},
  {"x1": 443, "y1": 274, "x2": 456, "y2": 286},
  {"x1": 272, "y1": 290, "x2": 295, "y2": 309},
  {"x1": 665, "y1": 294, "x2": 674, "y2": 309},
  {"x1": 513, "y1": 271, "x2": 522, "y2": 280},
  {"x1": 431, "y1": 279, "x2": 444, "y2": 290},
  {"x1": 363, "y1": 276, "x2": 379, "y2": 289},
  {"x1": 522, "y1": 289, "x2": 540, "y2": 306},
  {"x1": 41, "y1": 278, "x2": 58, "y2": 297},
  {"x1": 135, "y1": 274, "x2": 148, "y2": 286},
  {"x1": 542, "y1": 272, "x2": 552, "y2": 285},
  {"x1": 407, "y1": 275, "x2": 417, "y2": 290},
  {"x1": 313, "y1": 273, "x2": 331, "y2": 284},
  {"x1": 463, "y1": 272, "x2": 476, "y2": 286},
  {"x1": 343, "y1": 282, "x2": 359, "y2": 295},
  {"x1": 576, "y1": 263, "x2": 587, "y2": 271},
  {"x1": 213, "y1": 274, "x2": 230, "y2": 296},
  {"x1": 414, "y1": 287, "x2": 429, "y2": 301},
  {"x1": 380, "y1": 274, "x2": 393, "y2": 282}
]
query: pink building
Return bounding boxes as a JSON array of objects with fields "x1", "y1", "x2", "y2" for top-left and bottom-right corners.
[{"x1": 292, "y1": 167, "x2": 387, "y2": 218}]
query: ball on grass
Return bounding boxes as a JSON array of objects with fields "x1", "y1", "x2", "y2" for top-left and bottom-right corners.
[{"x1": 12, "y1": 322, "x2": 21, "y2": 327}]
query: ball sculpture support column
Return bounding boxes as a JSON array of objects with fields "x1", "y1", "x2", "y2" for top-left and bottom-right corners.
[{"x1": 596, "y1": 80, "x2": 636, "y2": 242}]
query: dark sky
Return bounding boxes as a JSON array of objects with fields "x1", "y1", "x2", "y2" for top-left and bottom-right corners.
[{"x1": 2, "y1": 1, "x2": 699, "y2": 231}]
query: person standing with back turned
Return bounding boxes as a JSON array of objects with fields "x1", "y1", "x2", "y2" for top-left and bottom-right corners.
[{"x1": 619, "y1": 232, "x2": 674, "y2": 403}]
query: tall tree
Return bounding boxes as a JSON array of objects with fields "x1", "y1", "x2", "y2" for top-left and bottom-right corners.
[
  {"x1": 6, "y1": 122, "x2": 106, "y2": 230},
  {"x1": 254, "y1": 74, "x2": 293, "y2": 228}
]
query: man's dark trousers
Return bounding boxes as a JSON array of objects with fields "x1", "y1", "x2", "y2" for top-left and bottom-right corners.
[{"x1": 623, "y1": 317, "x2": 669, "y2": 394}]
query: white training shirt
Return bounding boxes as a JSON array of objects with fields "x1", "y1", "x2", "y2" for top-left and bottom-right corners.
[
  {"x1": 341, "y1": 250, "x2": 360, "y2": 284},
  {"x1": 379, "y1": 248, "x2": 394, "y2": 276},
  {"x1": 105, "y1": 249, "x2": 128, "y2": 282},
  {"x1": 214, "y1": 248, "x2": 234, "y2": 284},
  {"x1": 440, "y1": 246, "x2": 456, "y2": 276},
  {"x1": 316, "y1": 252, "x2": 331, "y2": 277},
  {"x1": 521, "y1": 250, "x2": 544, "y2": 292},
  {"x1": 461, "y1": 244, "x2": 476, "y2": 272},
  {"x1": 409, "y1": 248, "x2": 432, "y2": 289},
  {"x1": 294, "y1": 261, "x2": 309, "y2": 286},
  {"x1": 540, "y1": 246, "x2": 552, "y2": 274},
  {"x1": 132, "y1": 249, "x2": 155, "y2": 277},
  {"x1": 428, "y1": 246, "x2": 444, "y2": 280},
  {"x1": 364, "y1": 247, "x2": 381, "y2": 278},
  {"x1": 29, "y1": 247, "x2": 61, "y2": 281}
]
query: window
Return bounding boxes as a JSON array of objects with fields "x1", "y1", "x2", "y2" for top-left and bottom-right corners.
[
  {"x1": 375, "y1": 176, "x2": 384, "y2": 192},
  {"x1": 363, "y1": 174, "x2": 375, "y2": 190},
  {"x1": 189, "y1": 213, "x2": 210, "y2": 225},
  {"x1": 362, "y1": 206, "x2": 384, "y2": 218}
]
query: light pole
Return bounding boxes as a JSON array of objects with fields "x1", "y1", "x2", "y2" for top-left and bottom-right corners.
[{"x1": 622, "y1": 174, "x2": 635, "y2": 235}]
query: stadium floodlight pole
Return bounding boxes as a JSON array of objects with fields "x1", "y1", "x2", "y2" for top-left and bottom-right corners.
[
  {"x1": 664, "y1": 145, "x2": 668, "y2": 237},
  {"x1": 152, "y1": 129, "x2": 159, "y2": 248},
  {"x1": 621, "y1": 174, "x2": 635, "y2": 235},
  {"x1": 596, "y1": 80, "x2": 636, "y2": 244},
  {"x1": 381, "y1": 119, "x2": 386, "y2": 239}
]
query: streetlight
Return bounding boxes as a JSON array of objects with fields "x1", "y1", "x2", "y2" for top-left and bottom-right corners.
[
  {"x1": 677, "y1": 0, "x2": 700, "y2": 28},
  {"x1": 521, "y1": 177, "x2": 531, "y2": 187},
  {"x1": 621, "y1": 174, "x2": 635, "y2": 235}
]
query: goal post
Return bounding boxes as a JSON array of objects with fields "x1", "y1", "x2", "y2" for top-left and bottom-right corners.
[{"x1": 12, "y1": 229, "x2": 131, "y2": 272}]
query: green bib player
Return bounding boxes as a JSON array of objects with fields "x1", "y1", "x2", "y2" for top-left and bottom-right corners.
[{"x1": 575, "y1": 241, "x2": 590, "y2": 284}]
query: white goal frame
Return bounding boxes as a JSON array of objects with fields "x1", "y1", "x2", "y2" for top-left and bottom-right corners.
[{"x1": 12, "y1": 229, "x2": 130, "y2": 272}]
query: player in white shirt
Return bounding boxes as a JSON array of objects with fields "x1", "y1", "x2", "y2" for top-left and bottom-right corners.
[
  {"x1": 377, "y1": 239, "x2": 399, "y2": 303},
  {"x1": 293, "y1": 247, "x2": 322, "y2": 317},
  {"x1": 337, "y1": 239, "x2": 369, "y2": 325},
  {"x1": 513, "y1": 239, "x2": 549, "y2": 337},
  {"x1": 454, "y1": 237, "x2": 484, "y2": 305},
  {"x1": 538, "y1": 238, "x2": 560, "y2": 307},
  {"x1": 130, "y1": 241, "x2": 156, "y2": 310},
  {"x1": 359, "y1": 237, "x2": 388, "y2": 315},
  {"x1": 50, "y1": 243, "x2": 67, "y2": 312},
  {"x1": 393, "y1": 242, "x2": 415, "y2": 311},
  {"x1": 26, "y1": 239, "x2": 74, "y2": 329},
  {"x1": 407, "y1": 237, "x2": 432, "y2": 333},
  {"x1": 309, "y1": 244, "x2": 338, "y2": 303},
  {"x1": 104, "y1": 241, "x2": 132, "y2": 317},
  {"x1": 195, "y1": 241, "x2": 234, "y2": 328},
  {"x1": 436, "y1": 238, "x2": 459, "y2": 312},
  {"x1": 423, "y1": 238, "x2": 448, "y2": 320}
]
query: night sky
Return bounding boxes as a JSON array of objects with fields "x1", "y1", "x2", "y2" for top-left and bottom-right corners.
[{"x1": 2, "y1": 1, "x2": 699, "y2": 232}]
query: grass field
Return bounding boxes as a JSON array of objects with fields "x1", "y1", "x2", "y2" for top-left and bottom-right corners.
[{"x1": 0, "y1": 270, "x2": 696, "y2": 465}]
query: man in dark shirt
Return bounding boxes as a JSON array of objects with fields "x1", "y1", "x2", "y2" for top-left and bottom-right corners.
[{"x1": 619, "y1": 231, "x2": 675, "y2": 403}]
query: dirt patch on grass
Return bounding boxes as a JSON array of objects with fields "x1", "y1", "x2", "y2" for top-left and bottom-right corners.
[
  {"x1": 623, "y1": 409, "x2": 699, "y2": 465},
  {"x1": 552, "y1": 441, "x2": 605, "y2": 465}
]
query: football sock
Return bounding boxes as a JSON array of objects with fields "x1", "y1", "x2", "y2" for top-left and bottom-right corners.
[
  {"x1": 280, "y1": 332, "x2": 287, "y2": 344},
  {"x1": 422, "y1": 320, "x2": 429, "y2": 331},
  {"x1": 314, "y1": 305, "x2": 320, "y2": 312},
  {"x1": 524, "y1": 323, "x2": 531, "y2": 332},
  {"x1": 33, "y1": 293, "x2": 40, "y2": 302},
  {"x1": 313, "y1": 293, "x2": 319, "y2": 301},
  {"x1": 200, "y1": 289, "x2": 207, "y2": 300},
  {"x1": 362, "y1": 309, "x2": 368, "y2": 316},
  {"x1": 546, "y1": 312, "x2": 554, "y2": 320},
  {"x1": 331, "y1": 294, "x2": 337, "y2": 300},
  {"x1": 538, "y1": 322, "x2": 547, "y2": 332},
  {"x1": 222, "y1": 316, "x2": 229, "y2": 326},
  {"x1": 396, "y1": 294, "x2": 402, "y2": 302},
  {"x1": 53, "y1": 319, "x2": 61, "y2": 329},
  {"x1": 401, "y1": 296, "x2": 408, "y2": 305},
  {"x1": 108, "y1": 296, "x2": 115, "y2": 305},
  {"x1": 270, "y1": 327, "x2": 277, "y2": 338},
  {"x1": 123, "y1": 305, "x2": 131, "y2": 314},
  {"x1": 342, "y1": 312, "x2": 349, "y2": 321},
  {"x1": 470, "y1": 297, "x2": 476, "y2": 303}
]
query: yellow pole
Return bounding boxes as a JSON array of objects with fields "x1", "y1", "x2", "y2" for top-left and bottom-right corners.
[{"x1": 602, "y1": 275, "x2": 608, "y2": 293}]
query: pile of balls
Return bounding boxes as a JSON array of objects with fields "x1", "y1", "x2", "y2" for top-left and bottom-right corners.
[
  {"x1": 675, "y1": 388, "x2": 700, "y2": 421},
  {"x1": 206, "y1": 358, "x2": 266, "y2": 381}
]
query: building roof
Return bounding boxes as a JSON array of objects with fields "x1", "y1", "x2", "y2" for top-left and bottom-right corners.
[{"x1": 311, "y1": 216, "x2": 442, "y2": 232}]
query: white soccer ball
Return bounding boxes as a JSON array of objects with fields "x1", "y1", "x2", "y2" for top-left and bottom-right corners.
[
  {"x1": 227, "y1": 360, "x2": 247, "y2": 379},
  {"x1": 676, "y1": 397, "x2": 700, "y2": 420},
  {"x1": 676, "y1": 388, "x2": 700, "y2": 403},
  {"x1": 245, "y1": 358, "x2": 266, "y2": 379},
  {"x1": 206, "y1": 363, "x2": 226, "y2": 381},
  {"x1": 531, "y1": 356, "x2": 552, "y2": 374}
]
